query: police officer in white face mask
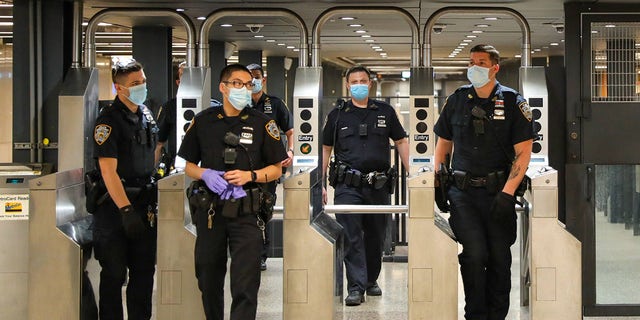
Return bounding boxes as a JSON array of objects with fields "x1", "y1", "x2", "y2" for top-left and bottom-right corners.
[{"x1": 433, "y1": 44, "x2": 535, "y2": 320}]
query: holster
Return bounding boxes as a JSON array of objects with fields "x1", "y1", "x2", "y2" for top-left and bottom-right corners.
[
  {"x1": 386, "y1": 167, "x2": 398, "y2": 194},
  {"x1": 84, "y1": 169, "x2": 108, "y2": 214},
  {"x1": 186, "y1": 180, "x2": 217, "y2": 225},
  {"x1": 259, "y1": 189, "x2": 276, "y2": 223},
  {"x1": 241, "y1": 187, "x2": 276, "y2": 223}
]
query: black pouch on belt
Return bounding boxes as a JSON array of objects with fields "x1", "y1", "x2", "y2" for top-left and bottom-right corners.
[
  {"x1": 242, "y1": 188, "x2": 260, "y2": 215},
  {"x1": 453, "y1": 170, "x2": 470, "y2": 190},
  {"x1": 344, "y1": 170, "x2": 354, "y2": 186},
  {"x1": 221, "y1": 198, "x2": 240, "y2": 218},
  {"x1": 351, "y1": 170, "x2": 362, "y2": 187}
]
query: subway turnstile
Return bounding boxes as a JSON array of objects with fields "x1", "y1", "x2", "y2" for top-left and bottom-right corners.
[
  {"x1": 28, "y1": 168, "x2": 94, "y2": 320},
  {"x1": 522, "y1": 167, "x2": 581, "y2": 319},
  {"x1": 156, "y1": 172, "x2": 205, "y2": 319},
  {"x1": 0, "y1": 163, "x2": 51, "y2": 320},
  {"x1": 407, "y1": 171, "x2": 458, "y2": 319},
  {"x1": 283, "y1": 167, "x2": 343, "y2": 320}
]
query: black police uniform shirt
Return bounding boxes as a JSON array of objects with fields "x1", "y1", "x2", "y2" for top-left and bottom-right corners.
[
  {"x1": 93, "y1": 96, "x2": 158, "y2": 181},
  {"x1": 156, "y1": 98, "x2": 177, "y2": 161},
  {"x1": 253, "y1": 93, "x2": 293, "y2": 134},
  {"x1": 157, "y1": 98, "x2": 224, "y2": 165},
  {"x1": 322, "y1": 99, "x2": 406, "y2": 173},
  {"x1": 177, "y1": 105, "x2": 288, "y2": 175},
  {"x1": 433, "y1": 82, "x2": 535, "y2": 176}
]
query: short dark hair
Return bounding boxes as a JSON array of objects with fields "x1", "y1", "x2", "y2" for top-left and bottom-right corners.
[
  {"x1": 219, "y1": 64, "x2": 252, "y2": 83},
  {"x1": 111, "y1": 58, "x2": 143, "y2": 84},
  {"x1": 470, "y1": 44, "x2": 500, "y2": 64},
  {"x1": 345, "y1": 65, "x2": 371, "y2": 81},
  {"x1": 174, "y1": 61, "x2": 186, "y2": 82},
  {"x1": 246, "y1": 63, "x2": 264, "y2": 77}
]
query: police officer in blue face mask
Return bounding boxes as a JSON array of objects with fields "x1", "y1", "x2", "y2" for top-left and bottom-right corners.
[
  {"x1": 92, "y1": 58, "x2": 159, "y2": 320},
  {"x1": 433, "y1": 44, "x2": 534, "y2": 320},
  {"x1": 178, "y1": 64, "x2": 288, "y2": 320},
  {"x1": 322, "y1": 65, "x2": 410, "y2": 306}
]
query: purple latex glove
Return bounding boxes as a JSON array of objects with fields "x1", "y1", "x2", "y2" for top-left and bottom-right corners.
[
  {"x1": 220, "y1": 184, "x2": 247, "y2": 200},
  {"x1": 201, "y1": 169, "x2": 228, "y2": 195}
]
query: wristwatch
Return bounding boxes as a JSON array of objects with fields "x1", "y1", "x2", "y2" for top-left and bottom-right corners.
[
  {"x1": 288, "y1": 148, "x2": 294, "y2": 153},
  {"x1": 251, "y1": 171, "x2": 257, "y2": 182}
]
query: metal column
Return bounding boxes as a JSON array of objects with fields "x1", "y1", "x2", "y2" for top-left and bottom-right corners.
[{"x1": 156, "y1": 172, "x2": 205, "y2": 319}]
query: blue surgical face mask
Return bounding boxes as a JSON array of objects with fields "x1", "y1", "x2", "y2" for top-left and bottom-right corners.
[
  {"x1": 124, "y1": 83, "x2": 147, "y2": 105},
  {"x1": 251, "y1": 78, "x2": 263, "y2": 94},
  {"x1": 467, "y1": 65, "x2": 491, "y2": 88},
  {"x1": 350, "y1": 84, "x2": 369, "y2": 100},
  {"x1": 228, "y1": 87, "x2": 251, "y2": 110}
]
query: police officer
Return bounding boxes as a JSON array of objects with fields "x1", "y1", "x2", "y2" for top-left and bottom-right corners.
[
  {"x1": 92, "y1": 58, "x2": 158, "y2": 320},
  {"x1": 155, "y1": 61, "x2": 185, "y2": 172},
  {"x1": 321, "y1": 65, "x2": 410, "y2": 306},
  {"x1": 433, "y1": 44, "x2": 534, "y2": 320},
  {"x1": 177, "y1": 64, "x2": 287, "y2": 320},
  {"x1": 246, "y1": 63, "x2": 294, "y2": 271}
]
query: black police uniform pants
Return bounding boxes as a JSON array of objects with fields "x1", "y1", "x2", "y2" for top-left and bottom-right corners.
[
  {"x1": 261, "y1": 181, "x2": 278, "y2": 262},
  {"x1": 334, "y1": 183, "x2": 390, "y2": 294},
  {"x1": 92, "y1": 202, "x2": 157, "y2": 320},
  {"x1": 447, "y1": 186, "x2": 517, "y2": 320},
  {"x1": 194, "y1": 206, "x2": 263, "y2": 320}
]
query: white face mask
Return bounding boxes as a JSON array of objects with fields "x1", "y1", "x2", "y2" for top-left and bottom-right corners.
[
  {"x1": 228, "y1": 87, "x2": 251, "y2": 110},
  {"x1": 467, "y1": 65, "x2": 491, "y2": 88}
]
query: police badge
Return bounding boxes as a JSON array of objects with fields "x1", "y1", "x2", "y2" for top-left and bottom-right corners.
[
  {"x1": 94, "y1": 124, "x2": 112, "y2": 145},
  {"x1": 519, "y1": 102, "x2": 533, "y2": 122},
  {"x1": 265, "y1": 120, "x2": 281, "y2": 140}
]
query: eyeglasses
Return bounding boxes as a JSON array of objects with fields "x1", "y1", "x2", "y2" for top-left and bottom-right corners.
[{"x1": 222, "y1": 80, "x2": 255, "y2": 89}]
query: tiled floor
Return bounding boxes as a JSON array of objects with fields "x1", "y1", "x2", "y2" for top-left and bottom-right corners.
[{"x1": 85, "y1": 208, "x2": 640, "y2": 319}]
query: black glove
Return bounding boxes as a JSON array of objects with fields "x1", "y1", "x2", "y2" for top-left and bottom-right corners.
[
  {"x1": 490, "y1": 192, "x2": 515, "y2": 221},
  {"x1": 120, "y1": 205, "x2": 146, "y2": 239},
  {"x1": 434, "y1": 185, "x2": 450, "y2": 212}
]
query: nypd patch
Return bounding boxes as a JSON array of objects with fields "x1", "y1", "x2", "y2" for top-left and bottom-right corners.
[
  {"x1": 266, "y1": 120, "x2": 281, "y2": 140},
  {"x1": 94, "y1": 124, "x2": 112, "y2": 145},
  {"x1": 519, "y1": 102, "x2": 533, "y2": 122}
]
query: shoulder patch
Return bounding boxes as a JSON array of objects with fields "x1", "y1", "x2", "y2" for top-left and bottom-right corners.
[
  {"x1": 519, "y1": 102, "x2": 533, "y2": 122},
  {"x1": 94, "y1": 124, "x2": 112, "y2": 145},
  {"x1": 265, "y1": 120, "x2": 281, "y2": 140}
]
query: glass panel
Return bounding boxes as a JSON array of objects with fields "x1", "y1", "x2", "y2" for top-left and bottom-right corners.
[
  {"x1": 595, "y1": 165, "x2": 640, "y2": 304},
  {"x1": 590, "y1": 22, "x2": 640, "y2": 102}
]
